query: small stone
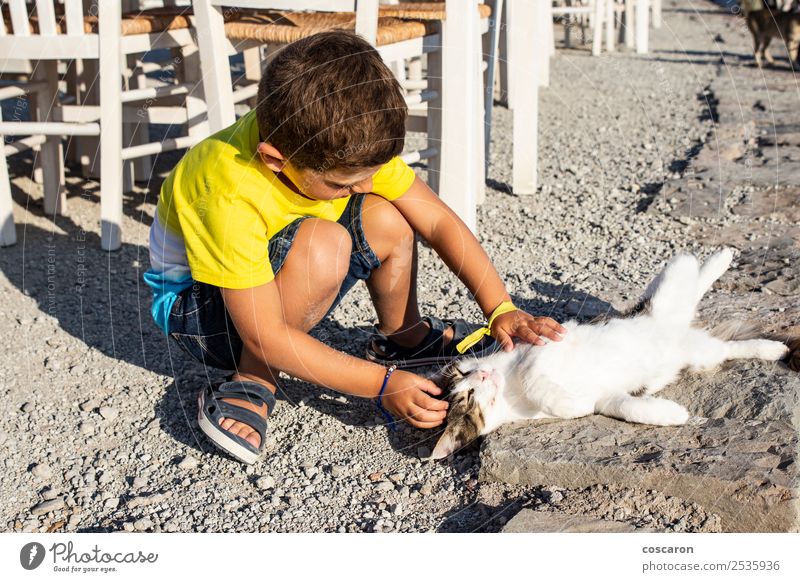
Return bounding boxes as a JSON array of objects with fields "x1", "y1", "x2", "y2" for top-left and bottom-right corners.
[
  {"x1": 122, "y1": 522, "x2": 135, "y2": 532},
  {"x1": 256, "y1": 476, "x2": 276, "y2": 490},
  {"x1": 419, "y1": 483, "x2": 433, "y2": 496},
  {"x1": 21, "y1": 402, "x2": 34, "y2": 413},
  {"x1": 31, "y1": 498, "x2": 65, "y2": 516},
  {"x1": 375, "y1": 481, "x2": 394, "y2": 492},
  {"x1": 134, "y1": 519, "x2": 153, "y2": 531},
  {"x1": 178, "y1": 455, "x2": 199, "y2": 471},
  {"x1": 132, "y1": 476, "x2": 147, "y2": 489},
  {"x1": 41, "y1": 488, "x2": 59, "y2": 501},
  {"x1": 330, "y1": 465, "x2": 343, "y2": 478},
  {"x1": 368, "y1": 472, "x2": 383, "y2": 482},
  {"x1": 104, "y1": 498, "x2": 119, "y2": 509},
  {"x1": 398, "y1": 486, "x2": 410, "y2": 498},
  {"x1": 79, "y1": 422, "x2": 96, "y2": 436},
  {"x1": 391, "y1": 503, "x2": 403, "y2": 515},
  {"x1": 99, "y1": 407, "x2": 119, "y2": 421},
  {"x1": 31, "y1": 464, "x2": 53, "y2": 479}
]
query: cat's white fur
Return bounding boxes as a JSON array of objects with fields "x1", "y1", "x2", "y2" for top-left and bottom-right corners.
[{"x1": 431, "y1": 249, "x2": 789, "y2": 459}]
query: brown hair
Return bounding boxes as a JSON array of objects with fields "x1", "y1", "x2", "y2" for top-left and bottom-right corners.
[{"x1": 256, "y1": 31, "x2": 407, "y2": 171}]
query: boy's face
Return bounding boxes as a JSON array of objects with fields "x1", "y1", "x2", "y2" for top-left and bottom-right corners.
[{"x1": 257, "y1": 142, "x2": 379, "y2": 201}]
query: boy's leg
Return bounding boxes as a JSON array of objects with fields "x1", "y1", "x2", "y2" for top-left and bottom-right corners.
[
  {"x1": 359, "y1": 195, "x2": 454, "y2": 347},
  {"x1": 218, "y1": 218, "x2": 353, "y2": 447}
]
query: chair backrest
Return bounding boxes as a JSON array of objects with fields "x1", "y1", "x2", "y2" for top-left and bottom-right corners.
[
  {"x1": 192, "y1": 0, "x2": 381, "y2": 131},
  {"x1": 1, "y1": 0, "x2": 87, "y2": 36}
]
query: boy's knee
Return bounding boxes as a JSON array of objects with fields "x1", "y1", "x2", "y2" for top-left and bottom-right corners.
[
  {"x1": 296, "y1": 218, "x2": 352, "y2": 285},
  {"x1": 361, "y1": 194, "x2": 413, "y2": 259}
]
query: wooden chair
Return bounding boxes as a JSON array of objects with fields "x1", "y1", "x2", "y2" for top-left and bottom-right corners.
[
  {"x1": 191, "y1": 0, "x2": 486, "y2": 231},
  {"x1": 0, "y1": 0, "x2": 204, "y2": 250}
]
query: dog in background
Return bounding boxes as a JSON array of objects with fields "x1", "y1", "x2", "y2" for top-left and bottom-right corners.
[{"x1": 743, "y1": 0, "x2": 800, "y2": 67}]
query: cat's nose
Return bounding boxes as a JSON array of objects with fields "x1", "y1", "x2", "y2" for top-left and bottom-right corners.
[{"x1": 477, "y1": 371, "x2": 490, "y2": 381}]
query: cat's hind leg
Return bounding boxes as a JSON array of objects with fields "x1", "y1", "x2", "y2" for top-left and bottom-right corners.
[
  {"x1": 647, "y1": 254, "x2": 700, "y2": 325},
  {"x1": 695, "y1": 248, "x2": 733, "y2": 303},
  {"x1": 595, "y1": 394, "x2": 689, "y2": 426}
]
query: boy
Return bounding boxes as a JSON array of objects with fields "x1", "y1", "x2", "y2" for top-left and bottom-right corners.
[{"x1": 145, "y1": 31, "x2": 565, "y2": 464}]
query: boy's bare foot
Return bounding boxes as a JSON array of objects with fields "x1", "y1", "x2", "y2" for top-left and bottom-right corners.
[{"x1": 216, "y1": 398, "x2": 269, "y2": 448}]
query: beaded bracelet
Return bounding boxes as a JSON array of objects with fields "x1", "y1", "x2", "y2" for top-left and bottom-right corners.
[{"x1": 376, "y1": 365, "x2": 398, "y2": 431}]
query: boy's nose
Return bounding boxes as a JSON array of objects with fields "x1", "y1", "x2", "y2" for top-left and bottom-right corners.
[{"x1": 350, "y1": 178, "x2": 373, "y2": 194}]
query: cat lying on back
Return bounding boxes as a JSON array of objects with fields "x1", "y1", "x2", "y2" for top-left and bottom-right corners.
[{"x1": 429, "y1": 249, "x2": 793, "y2": 459}]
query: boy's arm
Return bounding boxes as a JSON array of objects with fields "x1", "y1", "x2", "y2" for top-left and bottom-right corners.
[
  {"x1": 392, "y1": 177, "x2": 566, "y2": 349},
  {"x1": 221, "y1": 281, "x2": 448, "y2": 428}
]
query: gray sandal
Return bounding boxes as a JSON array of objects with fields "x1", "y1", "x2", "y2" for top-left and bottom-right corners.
[{"x1": 197, "y1": 380, "x2": 276, "y2": 464}]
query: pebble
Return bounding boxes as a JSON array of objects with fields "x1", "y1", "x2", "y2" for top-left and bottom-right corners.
[
  {"x1": 31, "y1": 464, "x2": 53, "y2": 479},
  {"x1": 42, "y1": 488, "x2": 60, "y2": 501},
  {"x1": 132, "y1": 476, "x2": 147, "y2": 489},
  {"x1": 375, "y1": 481, "x2": 394, "y2": 492},
  {"x1": 256, "y1": 476, "x2": 276, "y2": 490},
  {"x1": 123, "y1": 522, "x2": 135, "y2": 532},
  {"x1": 21, "y1": 402, "x2": 34, "y2": 413},
  {"x1": 79, "y1": 422, "x2": 96, "y2": 436},
  {"x1": 178, "y1": 455, "x2": 199, "y2": 471},
  {"x1": 31, "y1": 498, "x2": 65, "y2": 516},
  {"x1": 99, "y1": 407, "x2": 119, "y2": 422},
  {"x1": 133, "y1": 519, "x2": 153, "y2": 531},
  {"x1": 330, "y1": 465, "x2": 344, "y2": 478},
  {"x1": 419, "y1": 483, "x2": 433, "y2": 496}
]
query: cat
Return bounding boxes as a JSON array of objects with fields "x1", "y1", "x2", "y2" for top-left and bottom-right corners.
[
  {"x1": 743, "y1": 4, "x2": 800, "y2": 68},
  {"x1": 429, "y1": 249, "x2": 793, "y2": 460}
]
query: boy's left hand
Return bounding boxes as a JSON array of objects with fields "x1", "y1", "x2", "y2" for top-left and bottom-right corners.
[{"x1": 490, "y1": 310, "x2": 567, "y2": 351}]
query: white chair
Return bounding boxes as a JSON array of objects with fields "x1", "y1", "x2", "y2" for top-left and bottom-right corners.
[
  {"x1": 0, "y1": 0, "x2": 204, "y2": 250},
  {"x1": 191, "y1": 0, "x2": 486, "y2": 231}
]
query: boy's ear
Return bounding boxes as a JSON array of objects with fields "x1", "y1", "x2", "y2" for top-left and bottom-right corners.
[{"x1": 257, "y1": 142, "x2": 287, "y2": 173}]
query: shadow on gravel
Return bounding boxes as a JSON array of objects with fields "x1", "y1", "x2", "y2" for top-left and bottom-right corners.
[{"x1": 437, "y1": 488, "x2": 542, "y2": 533}]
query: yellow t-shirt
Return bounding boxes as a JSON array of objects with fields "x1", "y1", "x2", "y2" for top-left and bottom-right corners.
[{"x1": 155, "y1": 109, "x2": 416, "y2": 289}]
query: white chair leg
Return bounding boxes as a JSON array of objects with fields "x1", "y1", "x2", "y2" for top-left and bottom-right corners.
[
  {"x1": 100, "y1": 0, "x2": 123, "y2": 251},
  {"x1": 636, "y1": 0, "x2": 649, "y2": 54},
  {"x1": 127, "y1": 54, "x2": 153, "y2": 188},
  {"x1": 426, "y1": 39, "x2": 442, "y2": 196},
  {"x1": 439, "y1": 1, "x2": 478, "y2": 231},
  {"x1": 625, "y1": 0, "x2": 635, "y2": 48},
  {"x1": 507, "y1": 0, "x2": 538, "y2": 195},
  {"x1": 546, "y1": 0, "x2": 555, "y2": 57},
  {"x1": 194, "y1": 0, "x2": 237, "y2": 132},
  {"x1": 0, "y1": 113, "x2": 17, "y2": 246},
  {"x1": 652, "y1": 0, "x2": 661, "y2": 29},
  {"x1": 592, "y1": 0, "x2": 604, "y2": 56},
  {"x1": 35, "y1": 61, "x2": 66, "y2": 216},
  {"x1": 474, "y1": 5, "x2": 485, "y2": 205},
  {"x1": 483, "y1": 0, "x2": 503, "y2": 174},
  {"x1": 605, "y1": 0, "x2": 615, "y2": 52},
  {"x1": 79, "y1": 59, "x2": 101, "y2": 180}
]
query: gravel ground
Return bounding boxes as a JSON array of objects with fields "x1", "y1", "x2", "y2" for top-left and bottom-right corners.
[{"x1": 0, "y1": 0, "x2": 791, "y2": 533}]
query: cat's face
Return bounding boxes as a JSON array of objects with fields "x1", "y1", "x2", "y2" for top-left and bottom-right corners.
[{"x1": 429, "y1": 358, "x2": 507, "y2": 459}]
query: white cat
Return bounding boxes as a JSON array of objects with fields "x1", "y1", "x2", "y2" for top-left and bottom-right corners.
[{"x1": 430, "y1": 249, "x2": 791, "y2": 459}]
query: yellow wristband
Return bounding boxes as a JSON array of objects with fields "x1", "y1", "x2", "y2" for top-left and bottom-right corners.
[{"x1": 455, "y1": 301, "x2": 518, "y2": 354}]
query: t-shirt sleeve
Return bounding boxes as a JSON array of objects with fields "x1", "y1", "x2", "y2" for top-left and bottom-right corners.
[
  {"x1": 179, "y1": 192, "x2": 274, "y2": 289},
  {"x1": 370, "y1": 156, "x2": 416, "y2": 201}
]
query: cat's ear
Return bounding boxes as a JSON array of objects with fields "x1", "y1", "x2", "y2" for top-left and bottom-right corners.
[{"x1": 430, "y1": 430, "x2": 462, "y2": 460}]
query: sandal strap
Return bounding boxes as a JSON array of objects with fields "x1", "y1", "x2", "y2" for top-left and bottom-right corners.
[{"x1": 212, "y1": 380, "x2": 277, "y2": 416}]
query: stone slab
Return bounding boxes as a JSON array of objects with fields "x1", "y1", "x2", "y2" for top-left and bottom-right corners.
[
  {"x1": 480, "y1": 362, "x2": 799, "y2": 533},
  {"x1": 502, "y1": 509, "x2": 660, "y2": 533}
]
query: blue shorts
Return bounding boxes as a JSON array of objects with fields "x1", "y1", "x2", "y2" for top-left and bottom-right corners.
[{"x1": 167, "y1": 194, "x2": 381, "y2": 371}]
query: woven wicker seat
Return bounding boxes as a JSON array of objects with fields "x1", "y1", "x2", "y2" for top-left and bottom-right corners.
[
  {"x1": 223, "y1": 11, "x2": 433, "y2": 46},
  {"x1": 1, "y1": 6, "x2": 194, "y2": 36},
  {"x1": 377, "y1": 2, "x2": 492, "y2": 21}
]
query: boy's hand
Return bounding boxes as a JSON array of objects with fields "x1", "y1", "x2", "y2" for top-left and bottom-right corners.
[
  {"x1": 491, "y1": 310, "x2": 567, "y2": 351},
  {"x1": 380, "y1": 370, "x2": 449, "y2": 429}
]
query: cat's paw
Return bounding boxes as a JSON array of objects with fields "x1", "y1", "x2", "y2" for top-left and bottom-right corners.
[
  {"x1": 704, "y1": 248, "x2": 734, "y2": 276},
  {"x1": 753, "y1": 340, "x2": 790, "y2": 361},
  {"x1": 646, "y1": 398, "x2": 690, "y2": 426}
]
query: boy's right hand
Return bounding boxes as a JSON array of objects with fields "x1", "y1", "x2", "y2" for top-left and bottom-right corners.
[{"x1": 380, "y1": 370, "x2": 449, "y2": 429}]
